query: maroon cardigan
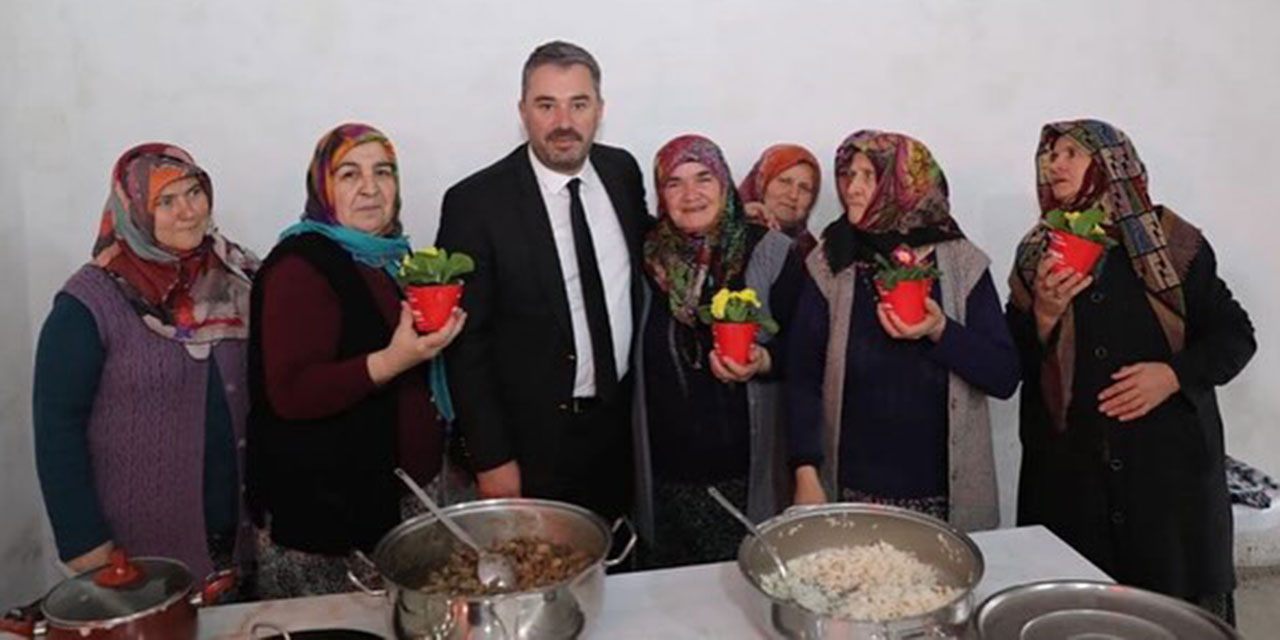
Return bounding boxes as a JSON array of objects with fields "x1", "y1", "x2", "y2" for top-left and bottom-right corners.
[{"x1": 258, "y1": 254, "x2": 442, "y2": 485}]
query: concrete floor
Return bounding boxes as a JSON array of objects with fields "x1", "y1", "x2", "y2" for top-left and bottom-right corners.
[{"x1": 1237, "y1": 566, "x2": 1280, "y2": 638}]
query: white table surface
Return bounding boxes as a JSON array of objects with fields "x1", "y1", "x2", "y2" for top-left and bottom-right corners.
[{"x1": 197, "y1": 525, "x2": 1110, "y2": 639}]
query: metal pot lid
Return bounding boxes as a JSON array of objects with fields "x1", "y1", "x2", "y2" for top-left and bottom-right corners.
[
  {"x1": 974, "y1": 580, "x2": 1240, "y2": 639},
  {"x1": 43, "y1": 557, "x2": 193, "y2": 625}
]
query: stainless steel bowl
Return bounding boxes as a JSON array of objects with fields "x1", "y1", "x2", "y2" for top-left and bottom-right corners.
[
  {"x1": 350, "y1": 498, "x2": 635, "y2": 639},
  {"x1": 973, "y1": 580, "x2": 1241, "y2": 639},
  {"x1": 737, "y1": 503, "x2": 984, "y2": 639}
]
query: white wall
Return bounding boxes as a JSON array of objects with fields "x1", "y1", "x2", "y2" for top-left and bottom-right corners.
[{"x1": 3, "y1": 0, "x2": 1277, "y2": 604}]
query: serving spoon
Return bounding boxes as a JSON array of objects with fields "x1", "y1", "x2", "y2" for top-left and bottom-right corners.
[{"x1": 394, "y1": 468, "x2": 516, "y2": 590}]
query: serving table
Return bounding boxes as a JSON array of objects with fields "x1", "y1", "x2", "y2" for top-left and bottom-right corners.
[{"x1": 197, "y1": 525, "x2": 1110, "y2": 639}]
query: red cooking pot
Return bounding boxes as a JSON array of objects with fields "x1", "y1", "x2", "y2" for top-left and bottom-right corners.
[{"x1": 0, "y1": 550, "x2": 234, "y2": 639}]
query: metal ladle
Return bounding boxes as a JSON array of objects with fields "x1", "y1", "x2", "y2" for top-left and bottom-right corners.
[
  {"x1": 706, "y1": 486, "x2": 794, "y2": 598},
  {"x1": 394, "y1": 468, "x2": 516, "y2": 590}
]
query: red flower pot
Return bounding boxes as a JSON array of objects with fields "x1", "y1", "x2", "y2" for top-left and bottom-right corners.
[
  {"x1": 1048, "y1": 229, "x2": 1104, "y2": 276},
  {"x1": 879, "y1": 279, "x2": 932, "y2": 325},
  {"x1": 406, "y1": 284, "x2": 463, "y2": 333},
  {"x1": 713, "y1": 322, "x2": 758, "y2": 366}
]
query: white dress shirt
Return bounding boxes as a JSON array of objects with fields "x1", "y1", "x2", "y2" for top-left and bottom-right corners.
[{"x1": 528, "y1": 146, "x2": 633, "y2": 397}]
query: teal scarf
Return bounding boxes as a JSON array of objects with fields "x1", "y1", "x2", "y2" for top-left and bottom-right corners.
[
  {"x1": 277, "y1": 220, "x2": 455, "y2": 422},
  {"x1": 279, "y1": 220, "x2": 410, "y2": 279}
]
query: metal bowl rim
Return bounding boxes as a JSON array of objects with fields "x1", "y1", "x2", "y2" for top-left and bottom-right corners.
[
  {"x1": 973, "y1": 579, "x2": 1243, "y2": 639},
  {"x1": 371, "y1": 497, "x2": 614, "y2": 600},
  {"x1": 735, "y1": 502, "x2": 986, "y2": 623}
]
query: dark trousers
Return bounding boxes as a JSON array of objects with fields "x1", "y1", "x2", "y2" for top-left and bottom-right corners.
[{"x1": 520, "y1": 380, "x2": 634, "y2": 521}]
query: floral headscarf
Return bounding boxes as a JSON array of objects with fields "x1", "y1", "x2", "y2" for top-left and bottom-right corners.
[
  {"x1": 823, "y1": 131, "x2": 964, "y2": 273},
  {"x1": 643, "y1": 134, "x2": 750, "y2": 327},
  {"x1": 1009, "y1": 119, "x2": 1202, "y2": 431},
  {"x1": 279, "y1": 123, "x2": 410, "y2": 278},
  {"x1": 91, "y1": 143, "x2": 257, "y2": 359}
]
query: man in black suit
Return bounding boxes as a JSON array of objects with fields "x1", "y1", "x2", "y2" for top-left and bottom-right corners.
[{"x1": 436, "y1": 41, "x2": 649, "y2": 519}]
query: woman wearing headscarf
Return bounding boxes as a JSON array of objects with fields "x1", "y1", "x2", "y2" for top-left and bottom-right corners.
[
  {"x1": 787, "y1": 131, "x2": 1019, "y2": 531},
  {"x1": 633, "y1": 134, "x2": 804, "y2": 569},
  {"x1": 33, "y1": 143, "x2": 258, "y2": 583},
  {"x1": 247, "y1": 123, "x2": 464, "y2": 597},
  {"x1": 1008, "y1": 119, "x2": 1255, "y2": 622},
  {"x1": 740, "y1": 143, "x2": 822, "y2": 258}
]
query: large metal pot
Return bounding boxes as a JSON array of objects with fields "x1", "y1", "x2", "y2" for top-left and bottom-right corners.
[
  {"x1": 972, "y1": 580, "x2": 1241, "y2": 639},
  {"x1": 0, "y1": 551, "x2": 234, "y2": 639},
  {"x1": 736, "y1": 503, "x2": 984, "y2": 639},
  {"x1": 349, "y1": 498, "x2": 636, "y2": 639}
]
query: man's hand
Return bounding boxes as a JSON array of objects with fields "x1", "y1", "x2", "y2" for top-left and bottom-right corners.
[{"x1": 476, "y1": 460, "x2": 521, "y2": 499}]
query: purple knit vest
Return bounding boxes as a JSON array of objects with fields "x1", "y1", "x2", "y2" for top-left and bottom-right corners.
[{"x1": 62, "y1": 265, "x2": 250, "y2": 578}]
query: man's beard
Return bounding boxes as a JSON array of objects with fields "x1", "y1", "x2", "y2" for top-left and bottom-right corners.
[{"x1": 534, "y1": 128, "x2": 590, "y2": 172}]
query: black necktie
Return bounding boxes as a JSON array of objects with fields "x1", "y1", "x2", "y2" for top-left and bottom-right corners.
[{"x1": 567, "y1": 178, "x2": 618, "y2": 398}]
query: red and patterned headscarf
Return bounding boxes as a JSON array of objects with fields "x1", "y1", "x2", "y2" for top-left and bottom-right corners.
[
  {"x1": 739, "y1": 143, "x2": 821, "y2": 217},
  {"x1": 1009, "y1": 119, "x2": 1203, "y2": 431},
  {"x1": 643, "y1": 134, "x2": 750, "y2": 327},
  {"x1": 92, "y1": 143, "x2": 257, "y2": 359}
]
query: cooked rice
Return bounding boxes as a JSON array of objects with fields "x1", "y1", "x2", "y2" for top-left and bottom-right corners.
[{"x1": 759, "y1": 541, "x2": 960, "y2": 622}]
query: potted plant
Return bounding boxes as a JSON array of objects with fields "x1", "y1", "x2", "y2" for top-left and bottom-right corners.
[
  {"x1": 874, "y1": 245, "x2": 942, "y2": 325},
  {"x1": 398, "y1": 247, "x2": 475, "y2": 332},
  {"x1": 696, "y1": 287, "x2": 780, "y2": 366},
  {"x1": 1042, "y1": 207, "x2": 1117, "y2": 275}
]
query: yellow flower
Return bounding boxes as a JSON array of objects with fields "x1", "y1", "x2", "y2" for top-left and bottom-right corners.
[
  {"x1": 1089, "y1": 224, "x2": 1104, "y2": 235},
  {"x1": 420, "y1": 246, "x2": 441, "y2": 257},
  {"x1": 1063, "y1": 211, "x2": 1082, "y2": 224},
  {"x1": 734, "y1": 288, "x2": 763, "y2": 308},
  {"x1": 711, "y1": 288, "x2": 732, "y2": 319}
]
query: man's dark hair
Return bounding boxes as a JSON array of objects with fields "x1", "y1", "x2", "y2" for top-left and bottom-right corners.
[{"x1": 521, "y1": 40, "x2": 602, "y2": 100}]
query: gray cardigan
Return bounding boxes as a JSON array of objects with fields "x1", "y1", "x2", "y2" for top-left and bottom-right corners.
[
  {"x1": 631, "y1": 230, "x2": 793, "y2": 542},
  {"x1": 804, "y1": 238, "x2": 1001, "y2": 531}
]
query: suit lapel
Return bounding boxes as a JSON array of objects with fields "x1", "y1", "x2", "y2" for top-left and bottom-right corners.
[{"x1": 512, "y1": 145, "x2": 574, "y2": 341}]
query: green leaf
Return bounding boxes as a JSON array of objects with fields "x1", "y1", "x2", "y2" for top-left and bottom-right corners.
[
  {"x1": 1045, "y1": 209, "x2": 1066, "y2": 229},
  {"x1": 443, "y1": 253, "x2": 476, "y2": 283},
  {"x1": 397, "y1": 248, "x2": 476, "y2": 286},
  {"x1": 696, "y1": 306, "x2": 715, "y2": 325}
]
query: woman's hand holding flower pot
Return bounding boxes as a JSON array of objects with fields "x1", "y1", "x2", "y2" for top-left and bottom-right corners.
[
  {"x1": 877, "y1": 297, "x2": 947, "y2": 342},
  {"x1": 1033, "y1": 253, "x2": 1093, "y2": 343},
  {"x1": 367, "y1": 302, "x2": 466, "y2": 385},
  {"x1": 709, "y1": 343, "x2": 771, "y2": 383}
]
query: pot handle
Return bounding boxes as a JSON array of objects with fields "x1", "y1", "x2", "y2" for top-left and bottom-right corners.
[
  {"x1": 0, "y1": 618, "x2": 42, "y2": 638},
  {"x1": 0, "y1": 602, "x2": 46, "y2": 638},
  {"x1": 603, "y1": 516, "x2": 638, "y2": 568},
  {"x1": 346, "y1": 550, "x2": 387, "y2": 598},
  {"x1": 482, "y1": 601, "x2": 511, "y2": 640},
  {"x1": 249, "y1": 622, "x2": 291, "y2": 639},
  {"x1": 889, "y1": 625, "x2": 948, "y2": 640},
  {"x1": 190, "y1": 568, "x2": 237, "y2": 607}
]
